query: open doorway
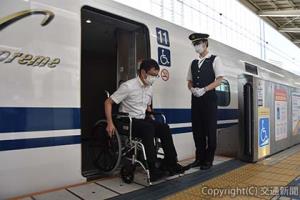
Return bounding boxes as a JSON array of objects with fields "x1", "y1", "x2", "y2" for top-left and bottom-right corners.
[{"x1": 81, "y1": 6, "x2": 150, "y2": 178}]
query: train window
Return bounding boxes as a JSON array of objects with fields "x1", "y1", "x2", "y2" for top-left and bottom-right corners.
[{"x1": 216, "y1": 79, "x2": 230, "y2": 106}]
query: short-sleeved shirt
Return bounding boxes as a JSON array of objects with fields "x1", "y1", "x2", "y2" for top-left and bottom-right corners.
[
  {"x1": 186, "y1": 52, "x2": 224, "y2": 81},
  {"x1": 110, "y1": 77, "x2": 153, "y2": 119}
]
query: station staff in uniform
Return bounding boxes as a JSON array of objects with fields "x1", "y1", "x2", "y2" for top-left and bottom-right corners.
[
  {"x1": 105, "y1": 59, "x2": 186, "y2": 182},
  {"x1": 186, "y1": 33, "x2": 224, "y2": 170}
]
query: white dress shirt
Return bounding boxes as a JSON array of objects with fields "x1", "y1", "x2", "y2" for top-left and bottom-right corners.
[
  {"x1": 110, "y1": 77, "x2": 152, "y2": 119},
  {"x1": 186, "y1": 52, "x2": 224, "y2": 81}
]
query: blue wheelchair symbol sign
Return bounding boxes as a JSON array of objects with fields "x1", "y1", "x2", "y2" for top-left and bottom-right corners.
[
  {"x1": 158, "y1": 47, "x2": 171, "y2": 67},
  {"x1": 259, "y1": 118, "x2": 269, "y2": 147}
]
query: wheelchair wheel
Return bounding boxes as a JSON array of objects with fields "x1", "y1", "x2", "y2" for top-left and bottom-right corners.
[
  {"x1": 120, "y1": 164, "x2": 136, "y2": 184},
  {"x1": 91, "y1": 120, "x2": 122, "y2": 174}
]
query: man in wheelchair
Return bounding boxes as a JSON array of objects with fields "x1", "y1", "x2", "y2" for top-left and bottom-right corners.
[{"x1": 104, "y1": 59, "x2": 186, "y2": 182}]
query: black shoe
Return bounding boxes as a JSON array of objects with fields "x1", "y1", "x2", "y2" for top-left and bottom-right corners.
[
  {"x1": 188, "y1": 160, "x2": 203, "y2": 168},
  {"x1": 149, "y1": 168, "x2": 165, "y2": 182},
  {"x1": 168, "y1": 163, "x2": 188, "y2": 176},
  {"x1": 200, "y1": 162, "x2": 212, "y2": 170}
]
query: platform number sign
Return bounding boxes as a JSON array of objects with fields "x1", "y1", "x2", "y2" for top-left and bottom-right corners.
[
  {"x1": 156, "y1": 27, "x2": 171, "y2": 67},
  {"x1": 259, "y1": 118, "x2": 270, "y2": 147},
  {"x1": 156, "y1": 28, "x2": 170, "y2": 47}
]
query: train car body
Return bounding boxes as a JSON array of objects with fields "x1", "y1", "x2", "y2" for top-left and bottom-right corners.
[{"x1": 0, "y1": 0, "x2": 299, "y2": 198}]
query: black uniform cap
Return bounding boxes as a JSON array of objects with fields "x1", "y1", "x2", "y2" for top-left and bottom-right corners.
[{"x1": 189, "y1": 33, "x2": 209, "y2": 43}]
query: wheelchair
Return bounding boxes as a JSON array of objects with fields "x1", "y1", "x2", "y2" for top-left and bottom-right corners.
[{"x1": 90, "y1": 91, "x2": 166, "y2": 185}]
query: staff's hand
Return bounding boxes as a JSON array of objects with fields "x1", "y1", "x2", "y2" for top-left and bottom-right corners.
[
  {"x1": 106, "y1": 122, "x2": 116, "y2": 137},
  {"x1": 195, "y1": 88, "x2": 206, "y2": 97},
  {"x1": 190, "y1": 87, "x2": 199, "y2": 97}
]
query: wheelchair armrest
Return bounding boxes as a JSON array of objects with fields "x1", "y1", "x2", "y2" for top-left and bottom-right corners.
[
  {"x1": 117, "y1": 112, "x2": 129, "y2": 116},
  {"x1": 112, "y1": 112, "x2": 129, "y2": 118},
  {"x1": 112, "y1": 113, "x2": 133, "y2": 142}
]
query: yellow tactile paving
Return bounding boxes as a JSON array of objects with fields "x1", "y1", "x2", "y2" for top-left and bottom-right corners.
[{"x1": 165, "y1": 149, "x2": 300, "y2": 200}]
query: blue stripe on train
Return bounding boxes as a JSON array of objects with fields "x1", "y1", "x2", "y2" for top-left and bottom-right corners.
[
  {"x1": 0, "y1": 123, "x2": 238, "y2": 151},
  {"x1": 154, "y1": 108, "x2": 239, "y2": 124},
  {"x1": 0, "y1": 135, "x2": 81, "y2": 151},
  {"x1": 0, "y1": 107, "x2": 238, "y2": 151},
  {"x1": 0, "y1": 107, "x2": 238, "y2": 133},
  {"x1": 0, "y1": 107, "x2": 80, "y2": 133},
  {"x1": 171, "y1": 122, "x2": 238, "y2": 135}
]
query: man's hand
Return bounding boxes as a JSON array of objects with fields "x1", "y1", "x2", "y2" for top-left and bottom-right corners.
[
  {"x1": 106, "y1": 121, "x2": 116, "y2": 137},
  {"x1": 148, "y1": 114, "x2": 155, "y2": 121}
]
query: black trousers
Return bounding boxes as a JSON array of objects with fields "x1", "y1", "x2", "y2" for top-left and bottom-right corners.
[
  {"x1": 191, "y1": 95, "x2": 217, "y2": 164},
  {"x1": 132, "y1": 118, "x2": 177, "y2": 167}
]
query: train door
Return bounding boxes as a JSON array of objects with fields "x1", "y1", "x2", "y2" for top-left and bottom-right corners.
[
  {"x1": 81, "y1": 6, "x2": 149, "y2": 178},
  {"x1": 237, "y1": 73, "x2": 296, "y2": 162}
]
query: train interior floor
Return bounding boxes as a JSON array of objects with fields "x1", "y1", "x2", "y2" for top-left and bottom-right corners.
[{"x1": 15, "y1": 144, "x2": 300, "y2": 200}]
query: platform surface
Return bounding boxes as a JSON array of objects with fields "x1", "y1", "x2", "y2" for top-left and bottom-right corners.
[{"x1": 15, "y1": 145, "x2": 300, "y2": 200}]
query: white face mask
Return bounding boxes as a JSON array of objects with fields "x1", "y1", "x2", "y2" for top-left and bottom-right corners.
[
  {"x1": 145, "y1": 74, "x2": 157, "y2": 86},
  {"x1": 194, "y1": 43, "x2": 206, "y2": 54}
]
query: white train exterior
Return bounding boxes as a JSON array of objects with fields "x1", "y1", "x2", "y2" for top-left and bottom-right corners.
[{"x1": 0, "y1": 0, "x2": 299, "y2": 199}]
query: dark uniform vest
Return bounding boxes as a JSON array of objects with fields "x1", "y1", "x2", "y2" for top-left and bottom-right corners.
[{"x1": 191, "y1": 55, "x2": 217, "y2": 101}]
